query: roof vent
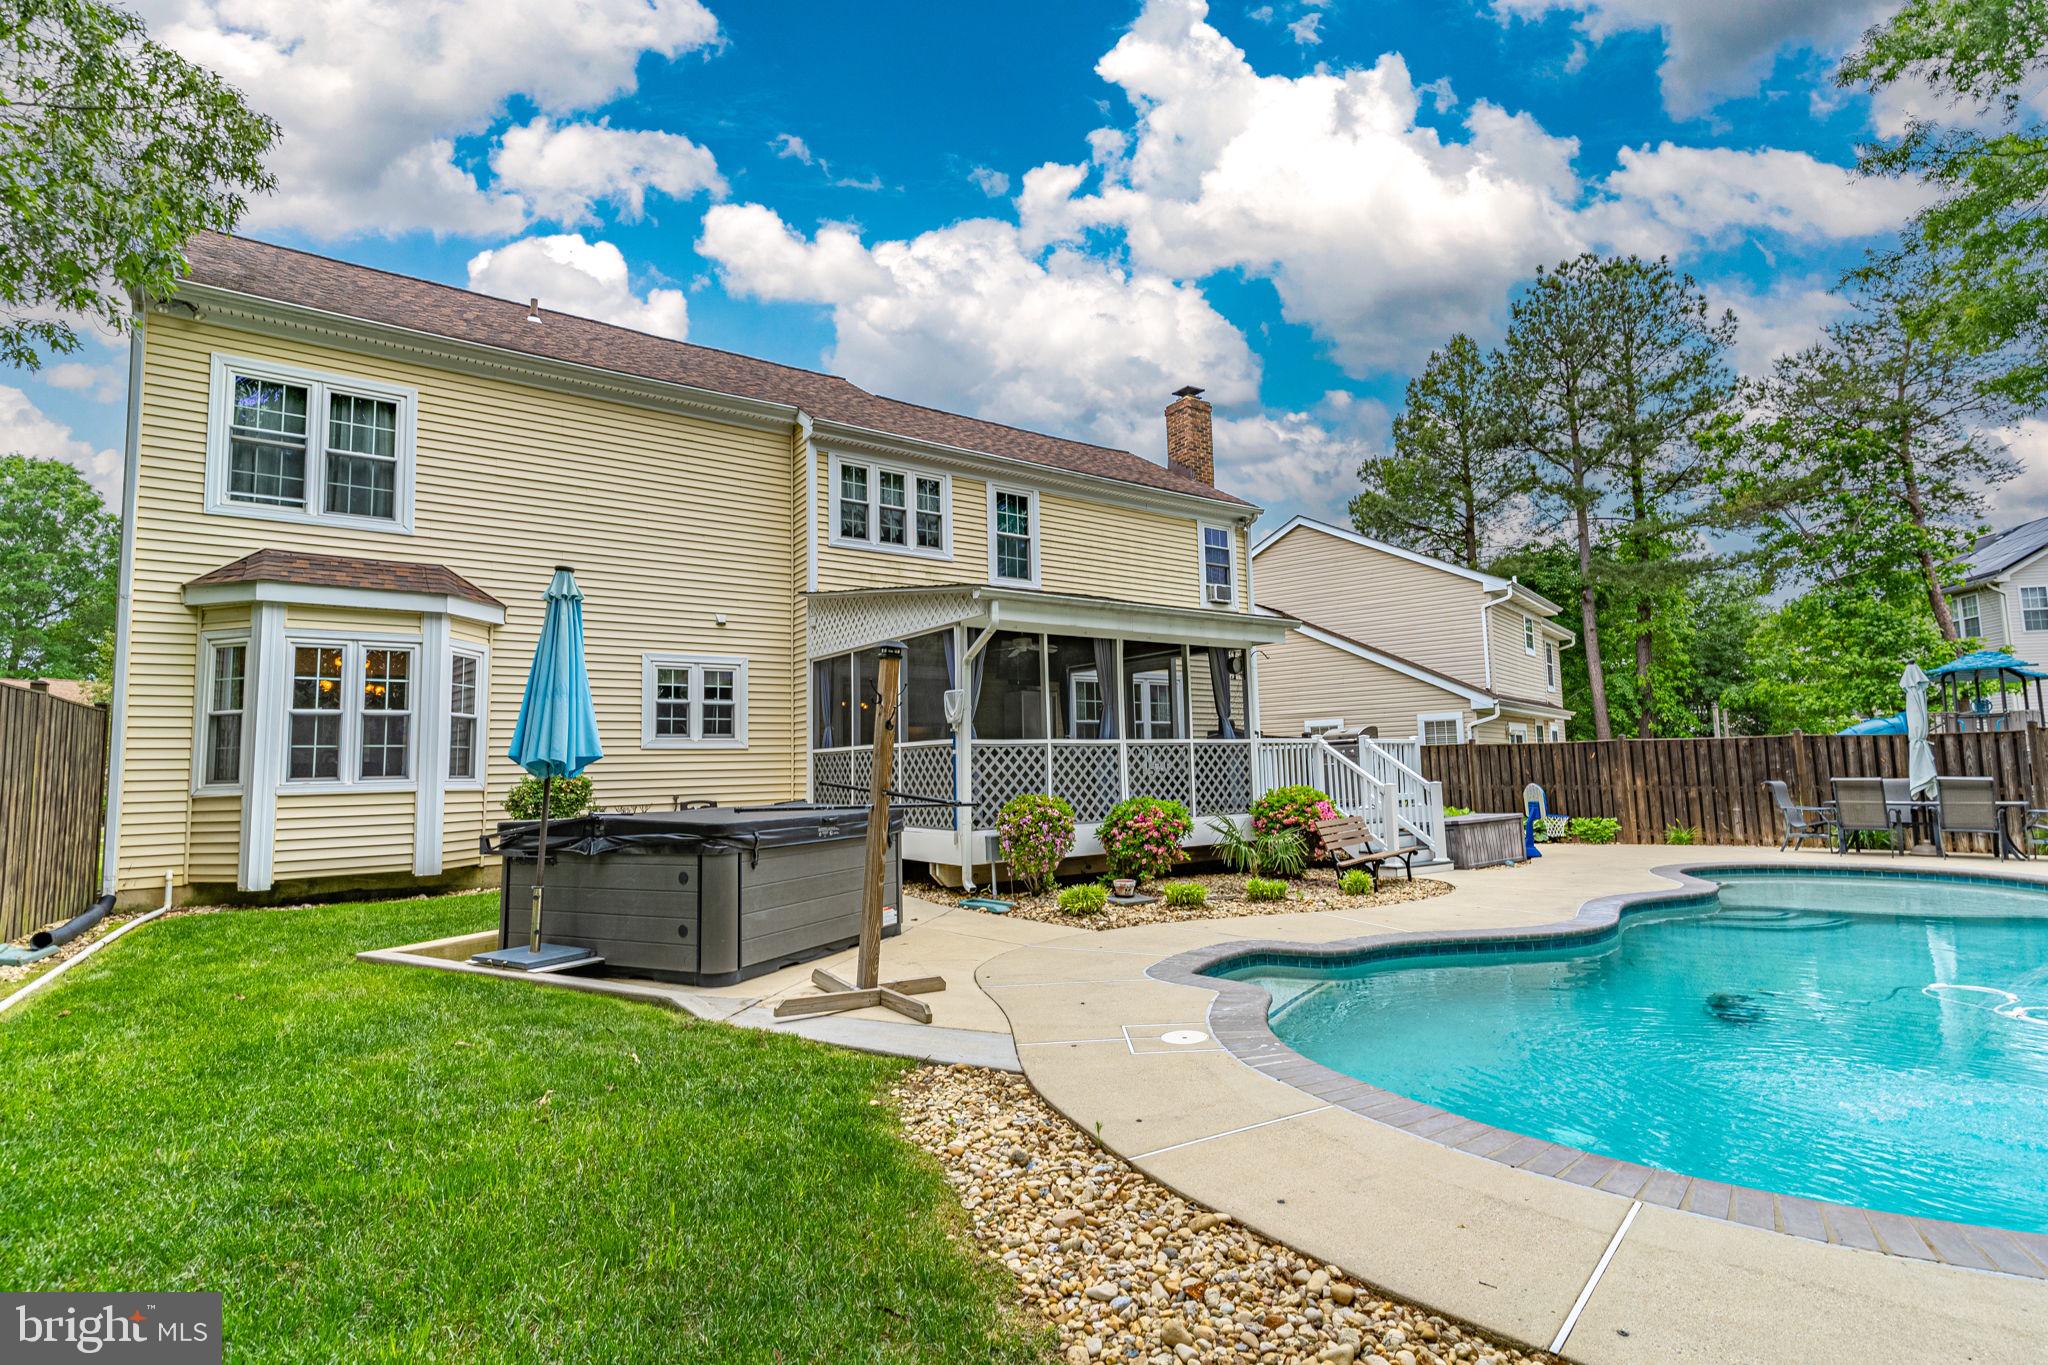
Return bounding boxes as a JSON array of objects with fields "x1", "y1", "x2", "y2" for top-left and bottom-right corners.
[{"x1": 527, "y1": 298, "x2": 542, "y2": 324}]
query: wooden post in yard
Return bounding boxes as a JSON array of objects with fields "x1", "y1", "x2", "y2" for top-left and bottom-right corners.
[
  {"x1": 855, "y1": 642, "x2": 901, "y2": 990},
  {"x1": 775, "y1": 640, "x2": 946, "y2": 1024}
]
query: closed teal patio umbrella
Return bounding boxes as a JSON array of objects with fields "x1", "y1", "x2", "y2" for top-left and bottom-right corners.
[{"x1": 474, "y1": 566, "x2": 605, "y2": 972}]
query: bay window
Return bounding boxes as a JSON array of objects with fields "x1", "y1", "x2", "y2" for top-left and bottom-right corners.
[
  {"x1": 196, "y1": 639, "x2": 247, "y2": 791},
  {"x1": 282, "y1": 641, "x2": 418, "y2": 787},
  {"x1": 287, "y1": 644, "x2": 347, "y2": 782},
  {"x1": 449, "y1": 651, "x2": 483, "y2": 783},
  {"x1": 358, "y1": 648, "x2": 412, "y2": 780}
]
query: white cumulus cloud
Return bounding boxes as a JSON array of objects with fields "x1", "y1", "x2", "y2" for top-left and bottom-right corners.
[
  {"x1": 132, "y1": 0, "x2": 724, "y2": 237},
  {"x1": 466, "y1": 235, "x2": 689, "y2": 339},
  {"x1": 697, "y1": 205, "x2": 1260, "y2": 457},
  {"x1": 1487, "y1": 0, "x2": 1891, "y2": 118},
  {"x1": 489, "y1": 117, "x2": 724, "y2": 226},
  {"x1": 968, "y1": 165, "x2": 1012, "y2": 197},
  {"x1": 0, "y1": 387, "x2": 123, "y2": 500}
]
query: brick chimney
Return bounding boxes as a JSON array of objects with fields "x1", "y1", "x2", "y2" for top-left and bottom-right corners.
[{"x1": 1165, "y1": 385, "x2": 1213, "y2": 485}]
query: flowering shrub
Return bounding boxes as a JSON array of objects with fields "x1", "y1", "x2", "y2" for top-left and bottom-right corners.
[
  {"x1": 1097, "y1": 796, "x2": 1193, "y2": 883},
  {"x1": 1244, "y1": 877, "x2": 1288, "y2": 902},
  {"x1": 1161, "y1": 881, "x2": 1208, "y2": 908},
  {"x1": 1338, "y1": 869, "x2": 1375, "y2": 896},
  {"x1": 1250, "y1": 785, "x2": 1338, "y2": 856},
  {"x1": 505, "y1": 774, "x2": 593, "y2": 821},
  {"x1": 997, "y1": 793, "x2": 1077, "y2": 893},
  {"x1": 1057, "y1": 883, "x2": 1108, "y2": 916}
]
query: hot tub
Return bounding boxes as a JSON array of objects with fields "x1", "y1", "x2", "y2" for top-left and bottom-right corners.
[{"x1": 487, "y1": 804, "x2": 904, "y2": 986}]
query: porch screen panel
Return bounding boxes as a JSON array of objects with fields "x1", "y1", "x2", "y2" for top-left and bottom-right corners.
[
  {"x1": 1046, "y1": 636, "x2": 1100, "y2": 739},
  {"x1": 902, "y1": 631, "x2": 951, "y2": 743},
  {"x1": 972, "y1": 632, "x2": 1044, "y2": 740},
  {"x1": 1122, "y1": 644, "x2": 1186, "y2": 740},
  {"x1": 812, "y1": 656, "x2": 852, "y2": 749}
]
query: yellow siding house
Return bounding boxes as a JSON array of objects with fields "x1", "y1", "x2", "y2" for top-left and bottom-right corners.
[{"x1": 101, "y1": 234, "x2": 1290, "y2": 904}]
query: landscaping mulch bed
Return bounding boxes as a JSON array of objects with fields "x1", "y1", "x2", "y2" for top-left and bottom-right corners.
[
  {"x1": 914, "y1": 867, "x2": 1452, "y2": 931},
  {"x1": 894, "y1": 1064, "x2": 1551, "y2": 1365}
]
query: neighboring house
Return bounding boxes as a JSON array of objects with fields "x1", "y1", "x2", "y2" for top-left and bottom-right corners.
[
  {"x1": 1952, "y1": 516, "x2": 2048, "y2": 653},
  {"x1": 2, "y1": 678, "x2": 96, "y2": 706},
  {"x1": 1251, "y1": 518, "x2": 1575, "y2": 746},
  {"x1": 99, "y1": 233, "x2": 1289, "y2": 905}
]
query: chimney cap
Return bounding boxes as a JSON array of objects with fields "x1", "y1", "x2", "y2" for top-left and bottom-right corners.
[
  {"x1": 1173, "y1": 385, "x2": 1205, "y2": 399},
  {"x1": 527, "y1": 298, "x2": 542, "y2": 323}
]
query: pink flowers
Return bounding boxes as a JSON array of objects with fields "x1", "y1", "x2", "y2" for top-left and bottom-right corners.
[
  {"x1": 997, "y1": 794, "x2": 1077, "y2": 893},
  {"x1": 1099, "y1": 797, "x2": 1192, "y2": 883}
]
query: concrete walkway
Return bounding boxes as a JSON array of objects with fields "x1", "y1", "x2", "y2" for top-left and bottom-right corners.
[{"x1": 977, "y1": 845, "x2": 2048, "y2": 1364}]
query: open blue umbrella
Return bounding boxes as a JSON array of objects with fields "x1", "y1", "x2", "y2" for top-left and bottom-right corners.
[{"x1": 474, "y1": 566, "x2": 604, "y2": 972}]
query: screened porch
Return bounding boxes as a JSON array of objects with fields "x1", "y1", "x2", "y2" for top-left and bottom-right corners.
[{"x1": 804, "y1": 586, "x2": 1294, "y2": 878}]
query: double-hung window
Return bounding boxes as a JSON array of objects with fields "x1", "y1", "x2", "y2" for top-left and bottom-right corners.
[
  {"x1": 2024, "y1": 586, "x2": 2048, "y2": 633},
  {"x1": 1200, "y1": 525, "x2": 1235, "y2": 606},
  {"x1": 831, "y1": 456, "x2": 948, "y2": 557},
  {"x1": 642, "y1": 654, "x2": 748, "y2": 748},
  {"x1": 209, "y1": 355, "x2": 414, "y2": 531},
  {"x1": 1953, "y1": 593, "x2": 1981, "y2": 638},
  {"x1": 449, "y1": 651, "x2": 483, "y2": 783},
  {"x1": 197, "y1": 639, "x2": 248, "y2": 790},
  {"x1": 990, "y1": 487, "x2": 1037, "y2": 584},
  {"x1": 1544, "y1": 641, "x2": 1557, "y2": 690},
  {"x1": 284, "y1": 641, "x2": 418, "y2": 786},
  {"x1": 1523, "y1": 615, "x2": 1537, "y2": 654}
]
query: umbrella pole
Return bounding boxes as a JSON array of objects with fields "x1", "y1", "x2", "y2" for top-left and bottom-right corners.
[{"x1": 529, "y1": 774, "x2": 553, "y2": 954}]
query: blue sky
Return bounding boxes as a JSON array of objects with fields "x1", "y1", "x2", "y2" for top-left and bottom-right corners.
[{"x1": 18, "y1": 0, "x2": 2029, "y2": 533}]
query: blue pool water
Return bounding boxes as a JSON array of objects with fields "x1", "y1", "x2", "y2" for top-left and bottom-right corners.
[{"x1": 1220, "y1": 870, "x2": 2048, "y2": 1232}]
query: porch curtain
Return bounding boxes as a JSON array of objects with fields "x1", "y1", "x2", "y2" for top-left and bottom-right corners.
[
  {"x1": 942, "y1": 633, "x2": 959, "y2": 801},
  {"x1": 1091, "y1": 639, "x2": 1118, "y2": 739},
  {"x1": 814, "y1": 659, "x2": 835, "y2": 748},
  {"x1": 1208, "y1": 649, "x2": 1237, "y2": 740}
]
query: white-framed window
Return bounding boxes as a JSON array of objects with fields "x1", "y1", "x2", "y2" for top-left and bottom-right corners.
[
  {"x1": 1507, "y1": 723, "x2": 1528, "y2": 744},
  {"x1": 988, "y1": 486, "x2": 1039, "y2": 585},
  {"x1": 1953, "y1": 593, "x2": 1981, "y2": 638},
  {"x1": 829, "y1": 454, "x2": 950, "y2": 559},
  {"x1": 281, "y1": 638, "x2": 420, "y2": 788},
  {"x1": 1068, "y1": 669, "x2": 1104, "y2": 736},
  {"x1": 1199, "y1": 524, "x2": 1237, "y2": 607},
  {"x1": 205, "y1": 354, "x2": 416, "y2": 533},
  {"x1": 448, "y1": 648, "x2": 486, "y2": 785},
  {"x1": 641, "y1": 654, "x2": 749, "y2": 748},
  {"x1": 2024, "y1": 586, "x2": 2048, "y2": 632},
  {"x1": 1551, "y1": 724, "x2": 1563, "y2": 742},
  {"x1": 1419, "y1": 711, "x2": 1464, "y2": 746},
  {"x1": 1304, "y1": 716, "x2": 1345, "y2": 736},
  {"x1": 192, "y1": 635, "x2": 249, "y2": 794},
  {"x1": 1544, "y1": 641, "x2": 1557, "y2": 690},
  {"x1": 1131, "y1": 669, "x2": 1174, "y2": 739},
  {"x1": 1523, "y1": 614, "x2": 1537, "y2": 654}
]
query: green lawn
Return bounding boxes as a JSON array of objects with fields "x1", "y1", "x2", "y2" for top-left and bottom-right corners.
[{"x1": 0, "y1": 893, "x2": 1049, "y2": 1363}]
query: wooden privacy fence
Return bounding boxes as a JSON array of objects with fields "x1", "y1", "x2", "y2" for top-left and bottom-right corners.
[
  {"x1": 1418, "y1": 729, "x2": 2048, "y2": 848},
  {"x1": 0, "y1": 684, "x2": 109, "y2": 942}
]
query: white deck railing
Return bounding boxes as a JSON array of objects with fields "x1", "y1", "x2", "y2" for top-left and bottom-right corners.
[{"x1": 1258, "y1": 736, "x2": 1446, "y2": 862}]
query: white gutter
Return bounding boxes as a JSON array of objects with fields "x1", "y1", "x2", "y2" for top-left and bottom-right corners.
[
  {"x1": 100, "y1": 294, "x2": 146, "y2": 896},
  {"x1": 1, "y1": 873, "x2": 173, "y2": 1019},
  {"x1": 1479, "y1": 585, "x2": 1513, "y2": 690}
]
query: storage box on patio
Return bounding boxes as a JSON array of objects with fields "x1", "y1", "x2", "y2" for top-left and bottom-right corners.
[
  {"x1": 1443, "y1": 812, "x2": 1525, "y2": 870},
  {"x1": 489, "y1": 804, "x2": 903, "y2": 986}
]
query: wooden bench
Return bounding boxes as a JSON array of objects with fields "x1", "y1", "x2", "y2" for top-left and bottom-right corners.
[{"x1": 1314, "y1": 816, "x2": 1420, "y2": 882}]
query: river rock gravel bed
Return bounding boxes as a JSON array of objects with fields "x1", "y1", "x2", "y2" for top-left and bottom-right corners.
[
  {"x1": 913, "y1": 869, "x2": 1451, "y2": 932},
  {"x1": 893, "y1": 1065, "x2": 1554, "y2": 1365}
]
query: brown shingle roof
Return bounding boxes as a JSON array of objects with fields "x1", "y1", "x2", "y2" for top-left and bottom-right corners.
[
  {"x1": 188, "y1": 549, "x2": 503, "y2": 608},
  {"x1": 177, "y1": 232, "x2": 1250, "y2": 508}
]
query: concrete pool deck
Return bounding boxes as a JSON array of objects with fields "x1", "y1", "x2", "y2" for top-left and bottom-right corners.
[{"x1": 976, "y1": 844, "x2": 2048, "y2": 1364}]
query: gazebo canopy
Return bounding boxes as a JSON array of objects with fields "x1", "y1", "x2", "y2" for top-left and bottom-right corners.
[
  {"x1": 1926, "y1": 649, "x2": 2048, "y2": 682},
  {"x1": 1838, "y1": 712, "x2": 1907, "y2": 735}
]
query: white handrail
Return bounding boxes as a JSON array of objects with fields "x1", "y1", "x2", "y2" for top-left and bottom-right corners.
[{"x1": 1310, "y1": 736, "x2": 1446, "y2": 862}]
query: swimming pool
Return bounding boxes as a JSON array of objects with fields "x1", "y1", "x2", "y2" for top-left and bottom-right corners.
[{"x1": 1216, "y1": 869, "x2": 2048, "y2": 1234}]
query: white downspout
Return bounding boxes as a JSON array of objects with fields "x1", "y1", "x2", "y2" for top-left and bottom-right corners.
[
  {"x1": 798, "y1": 411, "x2": 817, "y2": 807},
  {"x1": 956, "y1": 609, "x2": 1000, "y2": 889},
  {"x1": 1479, "y1": 585, "x2": 1513, "y2": 690},
  {"x1": 100, "y1": 293, "x2": 147, "y2": 897},
  {"x1": 1243, "y1": 518, "x2": 1264, "y2": 800}
]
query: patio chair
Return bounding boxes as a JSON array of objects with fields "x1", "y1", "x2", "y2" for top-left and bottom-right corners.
[
  {"x1": 1933, "y1": 776, "x2": 2003, "y2": 858},
  {"x1": 1314, "y1": 815, "x2": 1420, "y2": 881},
  {"x1": 1762, "y1": 780, "x2": 1836, "y2": 852},
  {"x1": 1830, "y1": 778, "x2": 1900, "y2": 855}
]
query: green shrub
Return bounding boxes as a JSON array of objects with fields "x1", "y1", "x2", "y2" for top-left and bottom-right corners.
[
  {"x1": 1570, "y1": 816, "x2": 1621, "y2": 845},
  {"x1": 1207, "y1": 818, "x2": 1308, "y2": 879},
  {"x1": 1444, "y1": 805, "x2": 1472, "y2": 818},
  {"x1": 1243, "y1": 877, "x2": 1288, "y2": 903},
  {"x1": 1057, "y1": 883, "x2": 1108, "y2": 916},
  {"x1": 997, "y1": 793, "x2": 1077, "y2": 893},
  {"x1": 1249, "y1": 785, "x2": 1338, "y2": 855},
  {"x1": 1338, "y1": 869, "x2": 1375, "y2": 896},
  {"x1": 504, "y1": 774, "x2": 593, "y2": 821},
  {"x1": 1161, "y1": 881, "x2": 1209, "y2": 908},
  {"x1": 1098, "y1": 796, "x2": 1193, "y2": 883},
  {"x1": 1663, "y1": 824, "x2": 1699, "y2": 846}
]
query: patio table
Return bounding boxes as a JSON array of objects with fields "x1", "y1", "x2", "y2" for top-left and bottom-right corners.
[{"x1": 1887, "y1": 798, "x2": 1936, "y2": 856}]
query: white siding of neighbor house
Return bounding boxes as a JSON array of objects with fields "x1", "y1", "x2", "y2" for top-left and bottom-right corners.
[
  {"x1": 1997, "y1": 553, "x2": 2048, "y2": 657},
  {"x1": 1484, "y1": 605, "x2": 1567, "y2": 701},
  {"x1": 1254, "y1": 629, "x2": 1473, "y2": 741}
]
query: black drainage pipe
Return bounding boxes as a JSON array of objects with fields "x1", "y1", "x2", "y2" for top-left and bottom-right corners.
[{"x1": 31, "y1": 894, "x2": 115, "y2": 950}]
